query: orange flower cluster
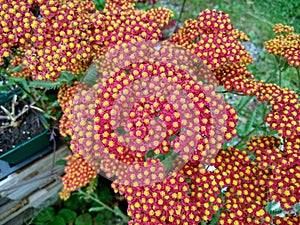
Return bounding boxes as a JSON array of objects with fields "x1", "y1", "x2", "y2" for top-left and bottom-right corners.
[
  {"x1": 0, "y1": 0, "x2": 38, "y2": 58},
  {"x1": 168, "y1": 9, "x2": 257, "y2": 99},
  {"x1": 265, "y1": 24, "x2": 300, "y2": 66},
  {"x1": 147, "y1": 7, "x2": 174, "y2": 28},
  {"x1": 211, "y1": 147, "x2": 272, "y2": 224},
  {"x1": 113, "y1": 165, "x2": 225, "y2": 224},
  {"x1": 273, "y1": 24, "x2": 295, "y2": 34},
  {"x1": 59, "y1": 154, "x2": 98, "y2": 200},
  {"x1": 62, "y1": 40, "x2": 237, "y2": 183},
  {"x1": 58, "y1": 82, "x2": 82, "y2": 137},
  {"x1": 8, "y1": 56, "x2": 31, "y2": 78}
]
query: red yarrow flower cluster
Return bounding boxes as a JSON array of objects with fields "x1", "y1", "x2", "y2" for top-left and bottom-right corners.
[
  {"x1": 246, "y1": 136, "x2": 299, "y2": 211},
  {"x1": 256, "y1": 83, "x2": 299, "y2": 139},
  {"x1": 169, "y1": 9, "x2": 253, "y2": 71},
  {"x1": 54, "y1": 5, "x2": 299, "y2": 225},
  {"x1": 3, "y1": 0, "x2": 174, "y2": 81},
  {"x1": 0, "y1": 0, "x2": 38, "y2": 58},
  {"x1": 113, "y1": 166, "x2": 225, "y2": 224}
]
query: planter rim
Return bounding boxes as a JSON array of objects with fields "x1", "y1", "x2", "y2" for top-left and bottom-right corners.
[{"x1": 0, "y1": 117, "x2": 49, "y2": 159}]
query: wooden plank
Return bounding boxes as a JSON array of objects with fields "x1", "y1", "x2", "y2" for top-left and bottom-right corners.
[
  {"x1": 1, "y1": 180, "x2": 63, "y2": 225},
  {"x1": 0, "y1": 145, "x2": 70, "y2": 200},
  {"x1": 0, "y1": 144, "x2": 70, "y2": 225}
]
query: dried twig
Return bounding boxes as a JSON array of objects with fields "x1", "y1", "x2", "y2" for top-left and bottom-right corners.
[{"x1": 0, "y1": 95, "x2": 45, "y2": 129}]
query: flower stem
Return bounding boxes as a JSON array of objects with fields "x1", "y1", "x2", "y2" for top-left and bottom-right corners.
[
  {"x1": 275, "y1": 55, "x2": 282, "y2": 87},
  {"x1": 234, "y1": 121, "x2": 265, "y2": 148},
  {"x1": 78, "y1": 189, "x2": 130, "y2": 223},
  {"x1": 174, "y1": 0, "x2": 187, "y2": 31},
  {"x1": 296, "y1": 67, "x2": 300, "y2": 94},
  {"x1": 237, "y1": 96, "x2": 253, "y2": 114},
  {"x1": 13, "y1": 82, "x2": 44, "y2": 110}
]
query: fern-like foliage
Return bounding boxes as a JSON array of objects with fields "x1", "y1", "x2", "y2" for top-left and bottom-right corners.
[{"x1": 29, "y1": 80, "x2": 62, "y2": 90}]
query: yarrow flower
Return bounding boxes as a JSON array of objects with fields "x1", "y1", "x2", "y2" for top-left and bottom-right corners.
[
  {"x1": 169, "y1": 9, "x2": 253, "y2": 71},
  {"x1": 2, "y1": 0, "x2": 174, "y2": 81},
  {"x1": 59, "y1": 154, "x2": 98, "y2": 200},
  {"x1": 0, "y1": 0, "x2": 38, "y2": 58},
  {"x1": 265, "y1": 24, "x2": 300, "y2": 66},
  {"x1": 58, "y1": 82, "x2": 84, "y2": 137},
  {"x1": 256, "y1": 83, "x2": 300, "y2": 139},
  {"x1": 113, "y1": 165, "x2": 226, "y2": 224},
  {"x1": 246, "y1": 136, "x2": 300, "y2": 211},
  {"x1": 273, "y1": 24, "x2": 295, "y2": 34},
  {"x1": 7, "y1": 56, "x2": 31, "y2": 78},
  {"x1": 212, "y1": 146, "x2": 272, "y2": 224},
  {"x1": 50, "y1": 4, "x2": 300, "y2": 224}
]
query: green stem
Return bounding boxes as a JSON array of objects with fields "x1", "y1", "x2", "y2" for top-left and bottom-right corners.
[
  {"x1": 178, "y1": 0, "x2": 187, "y2": 23},
  {"x1": 174, "y1": 0, "x2": 187, "y2": 31},
  {"x1": 296, "y1": 67, "x2": 300, "y2": 94},
  {"x1": 237, "y1": 96, "x2": 253, "y2": 114},
  {"x1": 3, "y1": 67, "x2": 44, "y2": 109},
  {"x1": 13, "y1": 82, "x2": 44, "y2": 109},
  {"x1": 78, "y1": 189, "x2": 130, "y2": 223},
  {"x1": 234, "y1": 123, "x2": 262, "y2": 148},
  {"x1": 275, "y1": 56, "x2": 282, "y2": 87},
  {"x1": 245, "y1": 11, "x2": 274, "y2": 26}
]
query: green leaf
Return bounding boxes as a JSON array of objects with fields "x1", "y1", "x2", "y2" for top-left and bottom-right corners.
[
  {"x1": 75, "y1": 214, "x2": 93, "y2": 225},
  {"x1": 209, "y1": 210, "x2": 221, "y2": 225},
  {"x1": 115, "y1": 127, "x2": 126, "y2": 136},
  {"x1": 95, "y1": 213, "x2": 105, "y2": 225},
  {"x1": 7, "y1": 76, "x2": 30, "y2": 93},
  {"x1": 99, "y1": 186, "x2": 113, "y2": 203},
  {"x1": 29, "y1": 80, "x2": 61, "y2": 90},
  {"x1": 236, "y1": 120, "x2": 245, "y2": 136},
  {"x1": 168, "y1": 134, "x2": 178, "y2": 141},
  {"x1": 34, "y1": 207, "x2": 55, "y2": 223},
  {"x1": 236, "y1": 96, "x2": 252, "y2": 112},
  {"x1": 144, "y1": 149, "x2": 155, "y2": 160},
  {"x1": 154, "y1": 154, "x2": 167, "y2": 161},
  {"x1": 56, "y1": 159, "x2": 67, "y2": 166},
  {"x1": 244, "y1": 107, "x2": 257, "y2": 134},
  {"x1": 265, "y1": 201, "x2": 284, "y2": 217},
  {"x1": 103, "y1": 209, "x2": 113, "y2": 219},
  {"x1": 60, "y1": 71, "x2": 76, "y2": 83},
  {"x1": 292, "y1": 203, "x2": 300, "y2": 212},
  {"x1": 246, "y1": 150, "x2": 256, "y2": 161},
  {"x1": 93, "y1": 0, "x2": 106, "y2": 10},
  {"x1": 113, "y1": 206, "x2": 125, "y2": 218},
  {"x1": 63, "y1": 194, "x2": 86, "y2": 210},
  {"x1": 81, "y1": 64, "x2": 98, "y2": 86},
  {"x1": 235, "y1": 143, "x2": 247, "y2": 150},
  {"x1": 58, "y1": 209, "x2": 76, "y2": 223},
  {"x1": 8, "y1": 64, "x2": 23, "y2": 73},
  {"x1": 89, "y1": 207, "x2": 105, "y2": 212},
  {"x1": 48, "y1": 215, "x2": 66, "y2": 225}
]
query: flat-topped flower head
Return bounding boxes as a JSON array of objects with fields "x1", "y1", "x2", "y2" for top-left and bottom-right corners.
[
  {"x1": 169, "y1": 9, "x2": 253, "y2": 70},
  {"x1": 265, "y1": 24, "x2": 300, "y2": 66},
  {"x1": 61, "y1": 154, "x2": 98, "y2": 192}
]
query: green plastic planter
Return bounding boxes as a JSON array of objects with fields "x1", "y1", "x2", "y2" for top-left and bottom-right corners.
[{"x1": 0, "y1": 91, "x2": 51, "y2": 164}]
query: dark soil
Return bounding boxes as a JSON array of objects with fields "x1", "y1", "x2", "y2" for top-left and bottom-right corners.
[{"x1": 0, "y1": 97, "x2": 46, "y2": 154}]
